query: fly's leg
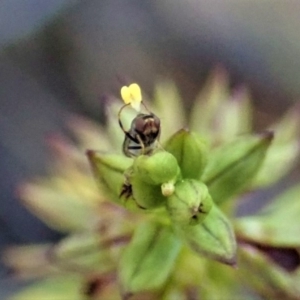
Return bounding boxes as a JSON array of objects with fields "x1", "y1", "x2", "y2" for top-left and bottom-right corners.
[
  {"x1": 117, "y1": 103, "x2": 130, "y2": 134},
  {"x1": 119, "y1": 168, "x2": 133, "y2": 199},
  {"x1": 136, "y1": 134, "x2": 145, "y2": 155}
]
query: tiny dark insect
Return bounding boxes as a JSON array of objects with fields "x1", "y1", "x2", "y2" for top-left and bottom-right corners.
[
  {"x1": 119, "y1": 178, "x2": 132, "y2": 199},
  {"x1": 118, "y1": 103, "x2": 161, "y2": 158}
]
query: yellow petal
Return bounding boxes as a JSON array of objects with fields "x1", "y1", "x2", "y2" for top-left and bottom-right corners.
[
  {"x1": 120, "y1": 83, "x2": 142, "y2": 111},
  {"x1": 121, "y1": 86, "x2": 131, "y2": 104},
  {"x1": 128, "y1": 83, "x2": 142, "y2": 102}
]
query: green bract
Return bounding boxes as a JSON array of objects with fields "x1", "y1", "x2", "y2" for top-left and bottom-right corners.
[
  {"x1": 87, "y1": 150, "x2": 132, "y2": 202},
  {"x1": 119, "y1": 221, "x2": 181, "y2": 296},
  {"x1": 176, "y1": 205, "x2": 237, "y2": 266},
  {"x1": 202, "y1": 132, "x2": 273, "y2": 204},
  {"x1": 164, "y1": 129, "x2": 208, "y2": 179}
]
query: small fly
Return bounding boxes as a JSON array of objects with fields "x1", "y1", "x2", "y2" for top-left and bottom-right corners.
[
  {"x1": 118, "y1": 103, "x2": 161, "y2": 158},
  {"x1": 117, "y1": 83, "x2": 161, "y2": 201}
]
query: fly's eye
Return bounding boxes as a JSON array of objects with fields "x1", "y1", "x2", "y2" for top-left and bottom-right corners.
[
  {"x1": 153, "y1": 115, "x2": 160, "y2": 128},
  {"x1": 134, "y1": 116, "x2": 147, "y2": 133}
]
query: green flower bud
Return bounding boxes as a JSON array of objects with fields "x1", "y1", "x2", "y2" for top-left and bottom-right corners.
[
  {"x1": 133, "y1": 151, "x2": 180, "y2": 185},
  {"x1": 119, "y1": 221, "x2": 181, "y2": 295},
  {"x1": 176, "y1": 205, "x2": 237, "y2": 266},
  {"x1": 87, "y1": 150, "x2": 132, "y2": 202},
  {"x1": 130, "y1": 176, "x2": 166, "y2": 209},
  {"x1": 167, "y1": 180, "x2": 213, "y2": 225},
  {"x1": 201, "y1": 132, "x2": 273, "y2": 204},
  {"x1": 165, "y1": 129, "x2": 208, "y2": 179}
]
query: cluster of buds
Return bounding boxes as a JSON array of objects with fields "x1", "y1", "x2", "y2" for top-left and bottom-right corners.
[
  {"x1": 86, "y1": 82, "x2": 273, "y2": 298},
  {"x1": 4, "y1": 71, "x2": 300, "y2": 300}
]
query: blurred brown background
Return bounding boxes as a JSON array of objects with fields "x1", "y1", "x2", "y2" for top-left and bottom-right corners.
[{"x1": 1, "y1": 0, "x2": 300, "y2": 296}]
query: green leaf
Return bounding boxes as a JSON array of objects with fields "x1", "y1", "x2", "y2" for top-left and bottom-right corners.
[
  {"x1": 164, "y1": 129, "x2": 208, "y2": 180},
  {"x1": 177, "y1": 205, "x2": 236, "y2": 266},
  {"x1": 119, "y1": 220, "x2": 181, "y2": 295},
  {"x1": 201, "y1": 132, "x2": 273, "y2": 204},
  {"x1": 235, "y1": 185, "x2": 300, "y2": 247},
  {"x1": 167, "y1": 179, "x2": 213, "y2": 226},
  {"x1": 87, "y1": 150, "x2": 132, "y2": 202}
]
